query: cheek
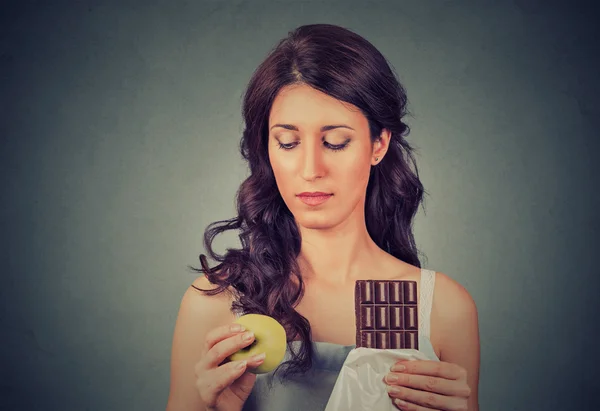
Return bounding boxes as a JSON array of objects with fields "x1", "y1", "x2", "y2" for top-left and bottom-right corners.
[
  {"x1": 269, "y1": 154, "x2": 295, "y2": 193},
  {"x1": 328, "y1": 164, "x2": 370, "y2": 210},
  {"x1": 335, "y1": 155, "x2": 371, "y2": 187},
  {"x1": 269, "y1": 148, "x2": 371, "y2": 197}
]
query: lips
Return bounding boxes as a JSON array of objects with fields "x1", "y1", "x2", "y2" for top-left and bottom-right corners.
[
  {"x1": 297, "y1": 192, "x2": 332, "y2": 197},
  {"x1": 296, "y1": 192, "x2": 333, "y2": 206}
]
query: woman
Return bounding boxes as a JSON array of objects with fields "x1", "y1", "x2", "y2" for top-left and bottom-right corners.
[{"x1": 167, "y1": 24, "x2": 480, "y2": 411}]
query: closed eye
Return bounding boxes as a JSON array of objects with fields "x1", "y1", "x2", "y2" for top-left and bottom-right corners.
[
  {"x1": 324, "y1": 141, "x2": 349, "y2": 151},
  {"x1": 278, "y1": 138, "x2": 351, "y2": 151},
  {"x1": 278, "y1": 142, "x2": 297, "y2": 150}
]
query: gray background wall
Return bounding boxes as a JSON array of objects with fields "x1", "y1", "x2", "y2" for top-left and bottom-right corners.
[{"x1": 2, "y1": 1, "x2": 598, "y2": 410}]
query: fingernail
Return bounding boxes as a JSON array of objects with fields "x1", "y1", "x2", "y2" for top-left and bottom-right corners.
[
  {"x1": 386, "y1": 373, "x2": 399, "y2": 383},
  {"x1": 236, "y1": 360, "x2": 247, "y2": 370},
  {"x1": 242, "y1": 331, "x2": 254, "y2": 342},
  {"x1": 231, "y1": 324, "x2": 245, "y2": 332},
  {"x1": 252, "y1": 352, "x2": 266, "y2": 362},
  {"x1": 386, "y1": 385, "x2": 401, "y2": 395},
  {"x1": 391, "y1": 363, "x2": 406, "y2": 372},
  {"x1": 394, "y1": 398, "x2": 407, "y2": 407}
]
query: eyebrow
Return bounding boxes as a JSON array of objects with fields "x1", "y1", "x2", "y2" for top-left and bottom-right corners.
[{"x1": 270, "y1": 123, "x2": 355, "y2": 132}]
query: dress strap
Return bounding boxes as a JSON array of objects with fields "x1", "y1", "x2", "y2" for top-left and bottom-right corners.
[{"x1": 418, "y1": 269, "x2": 436, "y2": 340}]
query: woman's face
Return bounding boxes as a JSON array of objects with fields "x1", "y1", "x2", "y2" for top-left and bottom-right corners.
[{"x1": 267, "y1": 83, "x2": 389, "y2": 230}]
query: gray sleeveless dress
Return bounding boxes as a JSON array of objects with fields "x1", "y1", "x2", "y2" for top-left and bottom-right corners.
[{"x1": 239, "y1": 269, "x2": 440, "y2": 411}]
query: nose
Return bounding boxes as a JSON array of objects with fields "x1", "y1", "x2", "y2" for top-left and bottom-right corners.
[{"x1": 300, "y1": 143, "x2": 326, "y2": 181}]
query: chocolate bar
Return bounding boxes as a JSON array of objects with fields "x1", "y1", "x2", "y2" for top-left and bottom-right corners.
[{"x1": 355, "y1": 280, "x2": 419, "y2": 349}]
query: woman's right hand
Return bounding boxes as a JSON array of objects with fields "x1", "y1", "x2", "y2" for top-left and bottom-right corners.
[{"x1": 195, "y1": 323, "x2": 267, "y2": 411}]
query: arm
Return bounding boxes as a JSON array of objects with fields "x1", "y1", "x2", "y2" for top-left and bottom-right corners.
[
  {"x1": 384, "y1": 272, "x2": 481, "y2": 411},
  {"x1": 166, "y1": 276, "x2": 235, "y2": 411},
  {"x1": 436, "y1": 272, "x2": 481, "y2": 411}
]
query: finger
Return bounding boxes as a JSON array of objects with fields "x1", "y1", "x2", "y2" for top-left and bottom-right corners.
[
  {"x1": 230, "y1": 369, "x2": 258, "y2": 399},
  {"x1": 385, "y1": 372, "x2": 470, "y2": 397},
  {"x1": 204, "y1": 323, "x2": 247, "y2": 353},
  {"x1": 387, "y1": 385, "x2": 467, "y2": 411},
  {"x1": 396, "y1": 360, "x2": 466, "y2": 381},
  {"x1": 206, "y1": 330, "x2": 256, "y2": 368},
  {"x1": 391, "y1": 397, "x2": 437, "y2": 411},
  {"x1": 245, "y1": 352, "x2": 267, "y2": 369},
  {"x1": 199, "y1": 359, "x2": 248, "y2": 406},
  {"x1": 199, "y1": 353, "x2": 265, "y2": 403}
]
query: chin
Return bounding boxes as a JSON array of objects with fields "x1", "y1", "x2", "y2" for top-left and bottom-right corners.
[{"x1": 294, "y1": 212, "x2": 343, "y2": 230}]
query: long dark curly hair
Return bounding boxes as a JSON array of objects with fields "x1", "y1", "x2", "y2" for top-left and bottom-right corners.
[{"x1": 191, "y1": 23, "x2": 427, "y2": 380}]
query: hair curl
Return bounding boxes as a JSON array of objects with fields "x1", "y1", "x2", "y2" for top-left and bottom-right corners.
[{"x1": 191, "y1": 23, "x2": 428, "y2": 380}]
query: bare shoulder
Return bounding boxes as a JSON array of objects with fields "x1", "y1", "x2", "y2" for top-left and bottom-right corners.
[
  {"x1": 173, "y1": 275, "x2": 237, "y2": 346},
  {"x1": 191, "y1": 275, "x2": 237, "y2": 303},
  {"x1": 166, "y1": 276, "x2": 237, "y2": 410},
  {"x1": 384, "y1": 257, "x2": 476, "y2": 317},
  {"x1": 384, "y1": 259, "x2": 477, "y2": 317},
  {"x1": 181, "y1": 275, "x2": 238, "y2": 324},
  {"x1": 433, "y1": 271, "x2": 478, "y2": 323},
  {"x1": 431, "y1": 271, "x2": 481, "y2": 410}
]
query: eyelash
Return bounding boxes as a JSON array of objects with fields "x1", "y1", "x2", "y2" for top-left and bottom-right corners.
[{"x1": 278, "y1": 140, "x2": 350, "y2": 152}]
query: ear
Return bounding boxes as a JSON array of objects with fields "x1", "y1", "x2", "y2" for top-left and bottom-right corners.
[{"x1": 371, "y1": 128, "x2": 391, "y2": 165}]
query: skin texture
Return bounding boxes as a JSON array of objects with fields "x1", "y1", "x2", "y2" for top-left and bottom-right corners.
[
  {"x1": 166, "y1": 83, "x2": 480, "y2": 411},
  {"x1": 268, "y1": 84, "x2": 480, "y2": 411},
  {"x1": 268, "y1": 83, "x2": 383, "y2": 232},
  {"x1": 267, "y1": 83, "x2": 391, "y2": 285},
  {"x1": 167, "y1": 277, "x2": 266, "y2": 411},
  {"x1": 384, "y1": 272, "x2": 480, "y2": 411}
]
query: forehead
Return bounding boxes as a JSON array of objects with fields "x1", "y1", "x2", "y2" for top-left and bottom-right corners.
[{"x1": 268, "y1": 84, "x2": 368, "y2": 131}]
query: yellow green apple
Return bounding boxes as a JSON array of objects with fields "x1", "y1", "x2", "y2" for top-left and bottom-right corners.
[{"x1": 227, "y1": 314, "x2": 287, "y2": 374}]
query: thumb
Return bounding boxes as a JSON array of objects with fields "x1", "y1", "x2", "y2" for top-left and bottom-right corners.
[{"x1": 232, "y1": 372, "x2": 257, "y2": 400}]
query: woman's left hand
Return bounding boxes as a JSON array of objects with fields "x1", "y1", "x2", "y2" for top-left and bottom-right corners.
[{"x1": 384, "y1": 359, "x2": 471, "y2": 411}]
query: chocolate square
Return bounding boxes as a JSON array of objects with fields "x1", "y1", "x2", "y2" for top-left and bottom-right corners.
[{"x1": 355, "y1": 280, "x2": 419, "y2": 349}]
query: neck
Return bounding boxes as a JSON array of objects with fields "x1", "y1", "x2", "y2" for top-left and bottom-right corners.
[{"x1": 296, "y1": 210, "x2": 383, "y2": 286}]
